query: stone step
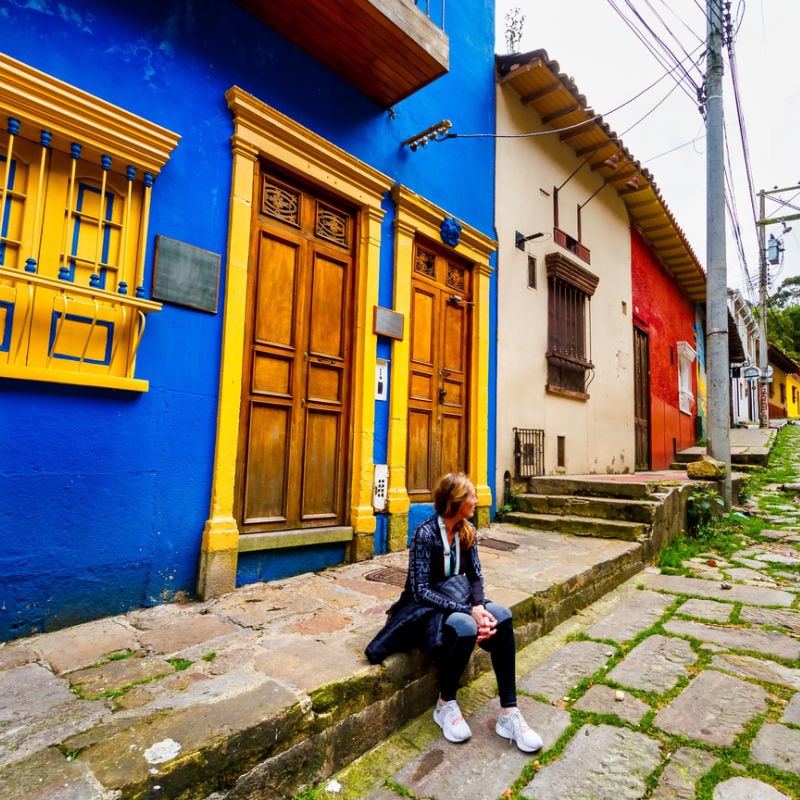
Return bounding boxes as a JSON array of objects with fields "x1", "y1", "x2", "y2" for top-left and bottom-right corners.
[
  {"x1": 516, "y1": 493, "x2": 660, "y2": 524},
  {"x1": 0, "y1": 527, "x2": 647, "y2": 800},
  {"x1": 526, "y1": 476, "x2": 671, "y2": 500},
  {"x1": 504, "y1": 511, "x2": 651, "y2": 543},
  {"x1": 672, "y1": 449, "x2": 769, "y2": 468}
]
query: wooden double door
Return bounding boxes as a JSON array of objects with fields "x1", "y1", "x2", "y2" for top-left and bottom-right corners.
[
  {"x1": 633, "y1": 325, "x2": 651, "y2": 471},
  {"x1": 407, "y1": 242, "x2": 473, "y2": 503},
  {"x1": 236, "y1": 169, "x2": 355, "y2": 532}
]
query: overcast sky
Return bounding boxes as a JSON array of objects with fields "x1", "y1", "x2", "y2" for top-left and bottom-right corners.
[{"x1": 493, "y1": 0, "x2": 800, "y2": 302}]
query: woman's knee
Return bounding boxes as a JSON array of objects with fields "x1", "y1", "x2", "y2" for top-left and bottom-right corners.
[
  {"x1": 486, "y1": 602, "x2": 512, "y2": 625},
  {"x1": 444, "y1": 611, "x2": 478, "y2": 638}
]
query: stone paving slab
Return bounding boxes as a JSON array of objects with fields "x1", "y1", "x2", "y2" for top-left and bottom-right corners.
[
  {"x1": 713, "y1": 777, "x2": 793, "y2": 799},
  {"x1": 739, "y1": 606, "x2": 800, "y2": 634},
  {"x1": 782, "y1": 693, "x2": 800, "y2": 724},
  {"x1": 67, "y1": 655, "x2": 175, "y2": 697},
  {"x1": 650, "y1": 746, "x2": 718, "y2": 800},
  {"x1": 571, "y1": 684, "x2": 650, "y2": 725},
  {"x1": 386, "y1": 696, "x2": 569, "y2": 800},
  {"x1": 750, "y1": 723, "x2": 800, "y2": 776},
  {"x1": 0, "y1": 746, "x2": 106, "y2": 800},
  {"x1": 663, "y1": 618, "x2": 800, "y2": 660},
  {"x1": 641, "y1": 571, "x2": 796, "y2": 606},
  {"x1": 520, "y1": 723, "x2": 662, "y2": 799},
  {"x1": 606, "y1": 634, "x2": 696, "y2": 693},
  {"x1": 755, "y1": 551, "x2": 800, "y2": 566},
  {"x1": 676, "y1": 598, "x2": 734, "y2": 622},
  {"x1": 517, "y1": 640, "x2": 614, "y2": 702},
  {"x1": 25, "y1": 619, "x2": 140, "y2": 675},
  {"x1": 731, "y1": 552, "x2": 770, "y2": 569},
  {"x1": 138, "y1": 614, "x2": 242, "y2": 655},
  {"x1": 726, "y1": 567, "x2": 778, "y2": 586},
  {"x1": 710, "y1": 653, "x2": 800, "y2": 690},
  {"x1": 655, "y1": 669, "x2": 769, "y2": 746},
  {"x1": 0, "y1": 663, "x2": 109, "y2": 770},
  {"x1": 584, "y1": 589, "x2": 673, "y2": 641}
]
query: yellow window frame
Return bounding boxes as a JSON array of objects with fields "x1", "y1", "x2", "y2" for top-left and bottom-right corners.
[{"x1": 0, "y1": 54, "x2": 180, "y2": 391}]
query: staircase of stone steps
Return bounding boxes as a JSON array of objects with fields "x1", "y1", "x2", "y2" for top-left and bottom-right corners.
[
  {"x1": 670, "y1": 448, "x2": 768, "y2": 471},
  {"x1": 503, "y1": 475, "x2": 691, "y2": 562}
]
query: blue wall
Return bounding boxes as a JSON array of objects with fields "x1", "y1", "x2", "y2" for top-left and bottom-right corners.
[{"x1": 0, "y1": 0, "x2": 497, "y2": 639}]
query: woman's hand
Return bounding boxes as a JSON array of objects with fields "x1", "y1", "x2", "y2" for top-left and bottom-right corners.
[{"x1": 471, "y1": 604, "x2": 497, "y2": 642}]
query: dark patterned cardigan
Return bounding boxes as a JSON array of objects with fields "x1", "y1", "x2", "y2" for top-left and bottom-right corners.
[{"x1": 365, "y1": 513, "x2": 486, "y2": 664}]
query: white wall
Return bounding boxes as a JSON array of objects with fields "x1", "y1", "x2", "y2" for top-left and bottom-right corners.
[{"x1": 495, "y1": 83, "x2": 636, "y2": 489}]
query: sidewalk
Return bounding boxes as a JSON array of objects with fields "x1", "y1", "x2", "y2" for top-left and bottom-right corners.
[
  {"x1": 0, "y1": 523, "x2": 645, "y2": 799},
  {"x1": 679, "y1": 423, "x2": 778, "y2": 467},
  {"x1": 0, "y1": 423, "x2": 789, "y2": 800}
]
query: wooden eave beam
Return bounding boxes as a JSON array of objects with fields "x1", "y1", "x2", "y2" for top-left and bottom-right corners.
[
  {"x1": 559, "y1": 120, "x2": 598, "y2": 142},
  {"x1": 519, "y1": 81, "x2": 561, "y2": 105},
  {"x1": 541, "y1": 103, "x2": 582, "y2": 125}
]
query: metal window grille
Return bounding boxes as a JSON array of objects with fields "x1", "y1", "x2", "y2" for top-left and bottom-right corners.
[
  {"x1": 514, "y1": 427, "x2": 544, "y2": 478},
  {"x1": 547, "y1": 275, "x2": 594, "y2": 394}
]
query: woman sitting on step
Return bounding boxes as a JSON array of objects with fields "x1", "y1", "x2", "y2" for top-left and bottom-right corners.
[{"x1": 365, "y1": 472, "x2": 543, "y2": 752}]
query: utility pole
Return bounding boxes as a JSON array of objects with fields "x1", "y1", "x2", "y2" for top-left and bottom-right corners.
[
  {"x1": 757, "y1": 189, "x2": 769, "y2": 428},
  {"x1": 755, "y1": 184, "x2": 800, "y2": 428},
  {"x1": 705, "y1": 0, "x2": 732, "y2": 506}
]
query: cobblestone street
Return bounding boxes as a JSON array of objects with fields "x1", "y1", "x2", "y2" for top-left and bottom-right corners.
[{"x1": 327, "y1": 426, "x2": 800, "y2": 800}]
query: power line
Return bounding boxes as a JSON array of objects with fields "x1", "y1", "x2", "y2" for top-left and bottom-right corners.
[
  {"x1": 643, "y1": 128, "x2": 705, "y2": 163},
  {"x1": 725, "y1": 10, "x2": 759, "y2": 248},
  {"x1": 605, "y1": 0, "x2": 704, "y2": 107},
  {"x1": 451, "y1": 43, "x2": 705, "y2": 141}
]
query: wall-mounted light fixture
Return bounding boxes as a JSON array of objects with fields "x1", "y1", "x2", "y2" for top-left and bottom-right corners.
[
  {"x1": 402, "y1": 120, "x2": 452, "y2": 151},
  {"x1": 515, "y1": 230, "x2": 544, "y2": 250}
]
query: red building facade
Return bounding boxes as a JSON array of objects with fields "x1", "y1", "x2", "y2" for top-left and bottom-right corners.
[{"x1": 631, "y1": 227, "x2": 700, "y2": 470}]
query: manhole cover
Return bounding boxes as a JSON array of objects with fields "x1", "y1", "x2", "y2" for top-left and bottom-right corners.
[
  {"x1": 479, "y1": 537, "x2": 519, "y2": 552},
  {"x1": 365, "y1": 567, "x2": 408, "y2": 587}
]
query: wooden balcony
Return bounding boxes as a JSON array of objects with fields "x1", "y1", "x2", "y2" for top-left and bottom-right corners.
[{"x1": 235, "y1": 0, "x2": 449, "y2": 107}]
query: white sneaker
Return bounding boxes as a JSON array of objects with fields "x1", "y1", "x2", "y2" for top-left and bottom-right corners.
[
  {"x1": 433, "y1": 699, "x2": 472, "y2": 743},
  {"x1": 496, "y1": 709, "x2": 543, "y2": 753}
]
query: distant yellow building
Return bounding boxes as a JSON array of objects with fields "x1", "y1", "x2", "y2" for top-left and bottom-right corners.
[
  {"x1": 787, "y1": 372, "x2": 800, "y2": 420},
  {"x1": 768, "y1": 342, "x2": 800, "y2": 421}
]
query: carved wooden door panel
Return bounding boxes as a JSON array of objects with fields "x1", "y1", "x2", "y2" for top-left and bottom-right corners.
[
  {"x1": 633, "y1": 325, "x2": 651, "y2": 471},
  {"x1": 407, "y1": 242, "x2": 471, "y2": 503},
  {"x1": 237, "y1": 171, "x2": 355, "y2": 532}
]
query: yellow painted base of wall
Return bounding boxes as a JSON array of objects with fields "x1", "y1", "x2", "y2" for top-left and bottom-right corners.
[
  {"x1": 388, "y1": 513, "x2": 409, "y2": 552},
  {"x1": 474, "y1": 506, "x2": 490, "y2": 530},
  {"x1": 349, "y1": 532, "x2": 376, "y2": 562},
  {"x1": 197, "y1": 547, "x2": 238, "y2": 600}
]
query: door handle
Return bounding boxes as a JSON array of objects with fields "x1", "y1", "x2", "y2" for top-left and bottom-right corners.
[{"x1": 438, "y1": 387, "x2": 447, "y2": 403}]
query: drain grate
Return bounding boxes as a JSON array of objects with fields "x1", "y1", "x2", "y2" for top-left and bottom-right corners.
[
  {"x1": 479, "y1": 537, "x2": 519, "y2": 552},
  {"x1": 365, "y1": 566, "x2": 408, "y2": 587}
]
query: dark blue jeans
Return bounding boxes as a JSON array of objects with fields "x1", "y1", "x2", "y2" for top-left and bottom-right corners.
[{"x1": 437, "y1": 602, "x2": 517, "y2": 707}]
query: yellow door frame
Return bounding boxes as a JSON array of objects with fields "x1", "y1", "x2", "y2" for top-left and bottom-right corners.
[
  {"x1": 197, "y1": 88, "x2": 392, "y2": 599},
  {"x1": 386, "y1": 185, "x2": 496, "y2": 548}
]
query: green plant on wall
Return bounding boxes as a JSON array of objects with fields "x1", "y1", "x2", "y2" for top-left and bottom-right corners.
[
  {"x1": 686, "y1": 485, "x2": 726, "y2": 539},
  {"x1": 495, "y1": 488, "x2": 519, "y2": 521}
]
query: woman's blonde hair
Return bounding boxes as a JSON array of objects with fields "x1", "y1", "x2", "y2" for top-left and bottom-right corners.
[{"x1": 433, "y1": 472, "x2": 476, "y2": 549}]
